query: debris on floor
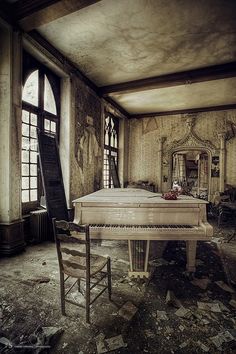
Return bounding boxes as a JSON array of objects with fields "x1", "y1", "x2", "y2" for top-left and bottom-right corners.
[
  {"x1": 118, "y1": 301, "x2": 138, "y2": 321},
  {"x1": 1, "y1": 220, "x2": 236, "y2": 354},
  {"x1": 215, "y1": 280, "x2": 235, "y2": 293},
  {"x1": 191, "y1": 276, "x2": 210, "y2": 290},
  {"x1": 165, "y1": 290, "x2": 182, "y2": 308},
  {"x1": 95, "y1": 333, "x2": 127, "y2": 354}
]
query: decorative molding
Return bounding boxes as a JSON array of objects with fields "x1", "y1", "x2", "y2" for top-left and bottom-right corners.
[{"x1": 168, "y1": 116, "x2": 217, "y2": 154}]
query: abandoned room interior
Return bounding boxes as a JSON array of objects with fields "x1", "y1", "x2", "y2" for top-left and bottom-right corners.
[{"x1": 0, "y1": 0, "x2": 236, "y2": 353}]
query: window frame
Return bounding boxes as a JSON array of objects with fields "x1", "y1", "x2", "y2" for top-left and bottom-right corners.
[
  {"x1": 103, "y1": 113, "x2": 119, "y2": 188},
  {"x1": 22, "y1": 52, "x2": 60, "y2": 214}
]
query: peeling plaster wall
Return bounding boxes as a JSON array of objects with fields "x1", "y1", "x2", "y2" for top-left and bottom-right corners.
[
  {"x1": 128, "y1": 110, "x2": 236, "y2": 195},
  {"x1": 70, "y1": 77, "x2": 103, "y2": 202}
]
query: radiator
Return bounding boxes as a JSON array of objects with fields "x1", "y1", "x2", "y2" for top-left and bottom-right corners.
[{"x1": 30, "y1": 209, "x2": 50, "y2": 242}]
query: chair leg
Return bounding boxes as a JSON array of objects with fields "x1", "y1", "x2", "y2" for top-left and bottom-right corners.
[
  {"x1": 85, "y1": 278, "x2": 90, "y2": 323},
  {"x1": 107, "y1": 257, "x2": 112, "y2": 300},
  {"x1": 60, "y1": 272, "x2": 66, "y2": 315}
]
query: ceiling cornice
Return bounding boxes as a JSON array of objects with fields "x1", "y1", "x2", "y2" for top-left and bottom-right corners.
[
  {"x1": 17, "y1": 0, "x2": 102, "y2": 31},
  {"x1": 129, "y1": 104, "x2": 236, "y2": 119},
  {"x1": 100, "y1": 62, "x2": 236, "y2": 97},
  {"x1": 104, "y1": 97, "x2": 130, "y2": 119}
]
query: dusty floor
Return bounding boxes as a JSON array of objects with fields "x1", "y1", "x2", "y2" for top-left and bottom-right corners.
[{"x1": 0, "y1": 219, "x2": 236, "y2": 354}]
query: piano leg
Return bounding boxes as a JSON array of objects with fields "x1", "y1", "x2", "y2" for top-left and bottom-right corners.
[
  {"x1": 128, "y1": 240, "x2": 150, "y2": 278},
  {"x1": 186, "y1": 240, "x2": 197, "y2": 272}
]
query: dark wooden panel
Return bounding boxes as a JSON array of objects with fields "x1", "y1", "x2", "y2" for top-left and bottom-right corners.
[
  {"x1": 100, "y1": 62, "x2": 236, "y2": 96},
  {"x1": 108, "y1": 155, "x2": 120, "y2": 188},
  {"x1": 37, "y1": 131, "x2": 69, "y2": 221}
]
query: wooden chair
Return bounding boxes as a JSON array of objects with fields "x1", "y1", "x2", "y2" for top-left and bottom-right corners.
[{"x1": 52, "y1": 218, "x2": 112, "y2": 323}]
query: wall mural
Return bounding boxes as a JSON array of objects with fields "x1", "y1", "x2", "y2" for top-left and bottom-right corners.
[{"x1": 74, "y1": 80, "x2": 102, "y2": 195}]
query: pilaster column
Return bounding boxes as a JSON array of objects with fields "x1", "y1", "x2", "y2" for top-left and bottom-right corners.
[
  {"x1": 218, "y1": 132, "x2": 226, "y2": 193},
  {"x1": 0, "y1": 22, "x2": 24, "y2": 254},
  {"x1": 157, "y1": 137, "x2": 165, "y2": 192}
]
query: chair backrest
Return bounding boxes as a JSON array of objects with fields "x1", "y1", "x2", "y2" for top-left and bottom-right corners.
[{"x1": 52, "y1": 218, "x2": 90, "y2": 277}]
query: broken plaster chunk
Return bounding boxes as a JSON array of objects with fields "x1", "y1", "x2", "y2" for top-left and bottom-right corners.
[
  {"x1": 179, "y1": 340, "x2": 189, "y2": 348},
  {"x1": 175, "y1": 307, "x2": 192, "y2": 319},
  {"x1": 210, "y1": 331, "x2": 235, "y2": 349},
  {"x1": 197, "y1": 340, "x2": 209, "y2": 352},
  {"x1": 96, "y1": 335, "x2": 127, "y2": 354},
  {"x1": 191, "y1": 277, "x2": 210, "y2": 290},
  {"x1": 0, "y1": 337, "x2": 13, "y2": 348},
  {"x1": 215, "y1": 280, "x2": 235, "y2": 293},
  {"x1": 197, "y1": 302, "x2": 221, "y2": 313},
  {"x1": 118, "y1": 301, "x2": 138, "y2": 321},
  {"x1": 165, "y1": 290, "x2": 182, "y2": 308},
  {"x1": 156, "y1": 310, "x2": 168, "y2": 321},
  {"x1": 229, "y1": 299, "x2": 236, "y2": 309}
]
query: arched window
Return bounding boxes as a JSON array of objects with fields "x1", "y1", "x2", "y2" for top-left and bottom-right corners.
[
  {"x1": 21, "y1": 54, "x2": 60, "y2": 212},
  {"x1": 103, "y1": 113, "x2": 119, "y2": 188}
]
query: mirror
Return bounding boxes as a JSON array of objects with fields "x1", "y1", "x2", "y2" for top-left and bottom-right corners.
[{"x1": 172, "y1": 150, "x2": 209, "y2": 199}]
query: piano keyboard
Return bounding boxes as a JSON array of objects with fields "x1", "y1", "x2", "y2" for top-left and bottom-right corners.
[
  {"x1": 89, "y1": 224, "x2": 194, "y2": 229},
  {"x1": 85, "y1": 223, "x2": 209, "y2": 241}
]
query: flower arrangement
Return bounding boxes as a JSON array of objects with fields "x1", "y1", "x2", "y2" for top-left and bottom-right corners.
[{"x1": 161, "y1": 190, "x2": 178, "y2": 200}]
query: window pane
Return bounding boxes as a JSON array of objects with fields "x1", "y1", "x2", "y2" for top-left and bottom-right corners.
[
  {"x1": 22, "y1": 110, "x2": 29, "y2": 123},
  {"x1": 30, "y1": 151, "x2": 37, "y2": 163},
  {"x1": 44, "y1": 75, "x2": 57, "y2": 114},
  {"x1": 22, "y1": 137, "x2": 29, "y2": 150},
  {"x1": 22, "y1": 177, "x2": 29, "y2": 189},
  {"x1": 51, "y1": 121, "x2": 56, "y2": 133},
  {"x1": 22, "y1": 150, "x2": 29, "y2": 163},
  {"x1": 30, "y1": 113, "x2": 37, "y2": 126},
  {"x1": 30, "y1": 164, "x2": 37, "y2": 176},
  {"x1": 22, "y1": 190, "x2": 29, "y2": 203},
  {"x1": 30, "y1": 189, "x2": 38, "y2": 201},
  {"x1": 44, "y1": 119, "x2": 50, "y2": 132},
  {"x1": 22, "y1": 164, "x2": 29, "y2": 176},
  {"x1": 22, "y1": 70, "x2": 39, "y2": 106},
  {"x1": 30, "y1": 177, "x2": 37, "y2": 189},
  {"x1": 22, "y1": 123, "x2": 29, "y2": 137},
  {"x1": 30, "y1": 126, "x2": 37, "y2": 138},
  {"x1": 30, "y1": 139, "x2": 37, "y2": 151}
]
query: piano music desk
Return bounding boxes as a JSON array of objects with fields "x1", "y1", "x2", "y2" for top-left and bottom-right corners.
[{"x1": 73, "y1": 189, "x2": 213, "y2": 278}]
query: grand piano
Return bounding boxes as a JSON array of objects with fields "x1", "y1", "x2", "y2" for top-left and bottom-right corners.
[{"x1": 73, "y1": 188, "x2": 213, "y2": 278}]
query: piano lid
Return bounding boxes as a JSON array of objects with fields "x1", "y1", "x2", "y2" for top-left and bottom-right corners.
[{"x1": 73, "y1": 188, "x2": 209, "y2": 205}]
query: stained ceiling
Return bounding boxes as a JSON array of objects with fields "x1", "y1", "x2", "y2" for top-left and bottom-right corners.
[{"x1": 2, "y1": 0, "x2": 236, "y2": 117}]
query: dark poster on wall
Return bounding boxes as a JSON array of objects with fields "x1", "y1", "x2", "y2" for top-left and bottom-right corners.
[
  {"x1": 37, "y1": 131, "x2": 69, "y2": 221},
  {"x1": 211, "y1": 156, "x2": 220, "y2": 177}
]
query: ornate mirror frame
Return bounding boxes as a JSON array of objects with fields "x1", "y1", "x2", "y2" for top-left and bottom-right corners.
[{"x1": 163, "y1": 116, "x2": 218, "y2": 200}]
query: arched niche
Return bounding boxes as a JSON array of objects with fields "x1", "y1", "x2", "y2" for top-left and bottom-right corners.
[{"x1": 164, "y1": 116, "x2": 218, "y2": 200}]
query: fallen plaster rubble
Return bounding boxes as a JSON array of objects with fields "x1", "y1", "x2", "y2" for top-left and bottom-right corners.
[
  {"x1": 210, "y1": 330, "x2": 235, "y2": 350},
  {"x1": 197, "y1": 301, "x2": 221, "y2": 313},
  {"x1": 175, "y1": 306, "x2": 192, "y2": 319},
  {"x1": 156, "y1": 310, "x2": 168, "y2": 321},
  {"x1": 197, "y1": 340, "x2": 210, "y2": 352},
  {"x1": 118, "y1": 301, "x2": 138, "y2": 321},
  {"x1": 0, "y1": 327, "x2": 63, "y2": 353},
  {"x1": 215, "y1": 280, "x2": 235, "y2": 293},
  {"x1": 191, "y1": 277, "x2": 210, "y2": 290},
  {"x1": 229, "y1": 298, "x2": 236, "y2": 308},
  {"x1": 165, "y1": 290, "x2": 182, "y2": 308},
  {"x1": 95, "y1": 333, "x2": 127, "y2": 354}
]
